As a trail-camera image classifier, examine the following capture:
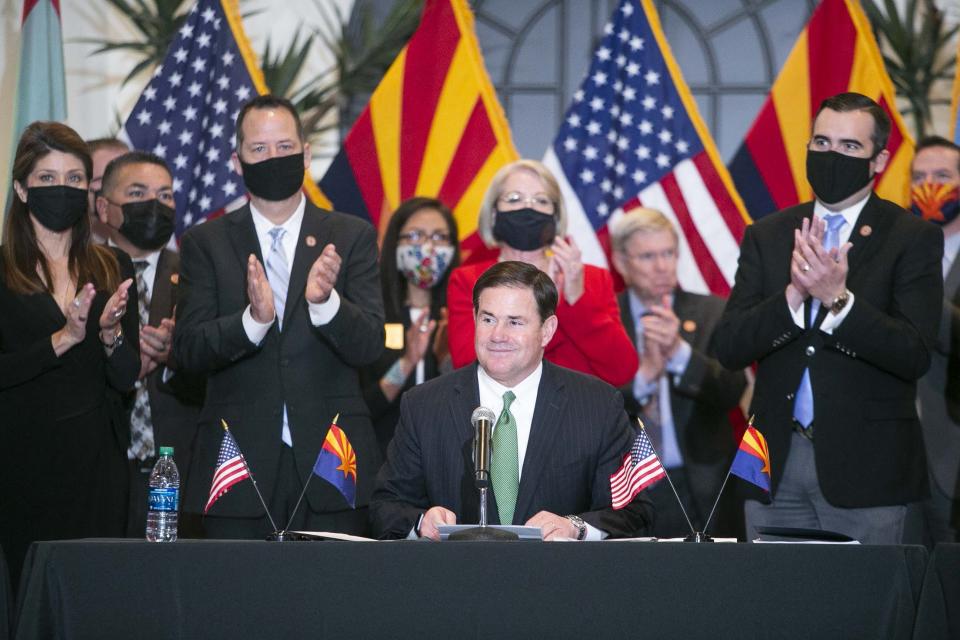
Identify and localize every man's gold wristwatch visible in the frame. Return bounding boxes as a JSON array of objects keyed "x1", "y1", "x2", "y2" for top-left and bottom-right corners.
[{"x1": 829, "y1": 290, "x2": 850, "y2": 315}]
